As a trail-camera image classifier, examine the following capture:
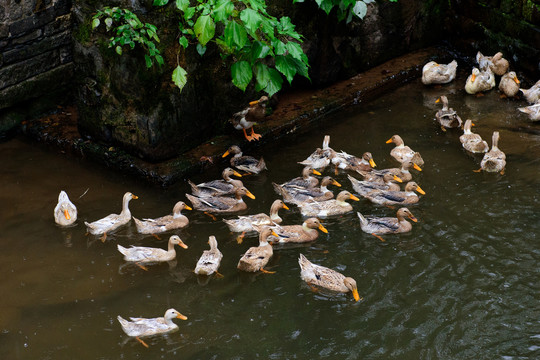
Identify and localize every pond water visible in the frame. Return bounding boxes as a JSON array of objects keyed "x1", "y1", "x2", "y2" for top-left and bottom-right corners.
[{"x1": 1, "y1": 69, "x2": 540, "y2": 359}]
